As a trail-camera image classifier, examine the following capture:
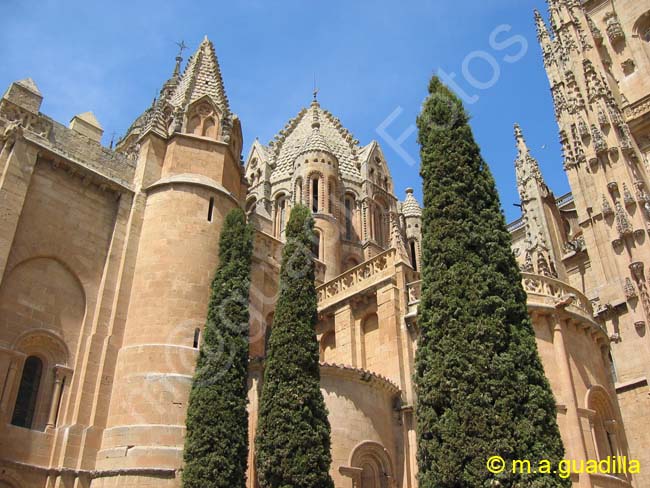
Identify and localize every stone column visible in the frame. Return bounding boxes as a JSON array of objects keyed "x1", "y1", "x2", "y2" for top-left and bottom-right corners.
[
  {"x1": 0, "y1": 131, "x2": 39, "y2": 281},
  {"x1": 0, "y1": 351, "x2": 24, "y2": 422},
  {"x1": 552, "y1": 315, "x2": 590, "y2": 487},
  {"x1": 46, "y1": 365, "x2": 72, "y2": 430},
  {"x1": 334, "y1": 304, "x2": 355, "y2": 366}
]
